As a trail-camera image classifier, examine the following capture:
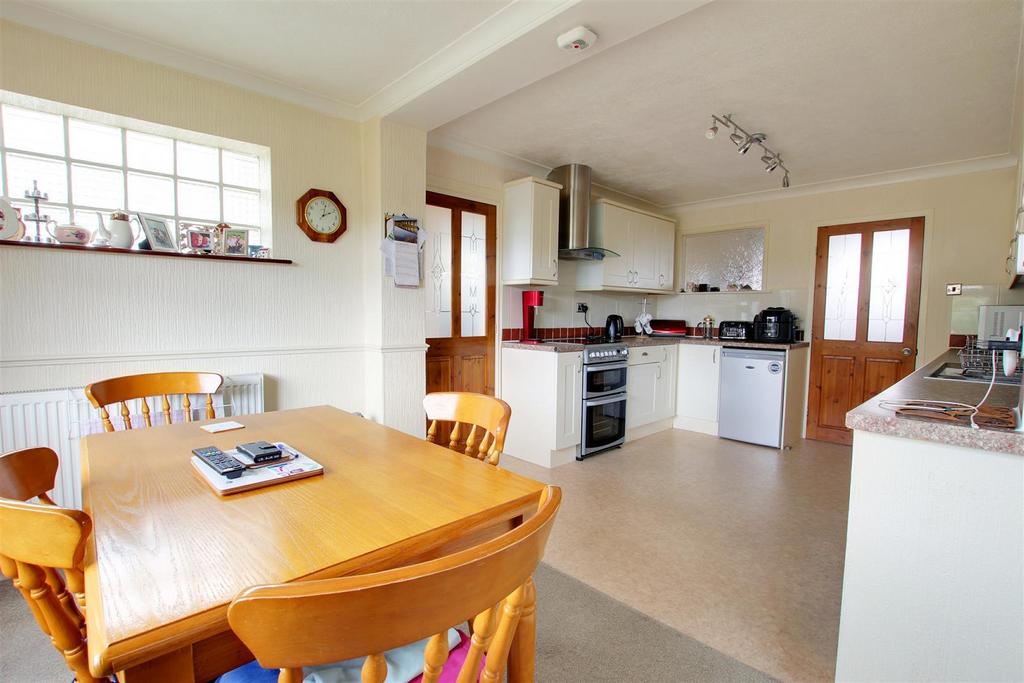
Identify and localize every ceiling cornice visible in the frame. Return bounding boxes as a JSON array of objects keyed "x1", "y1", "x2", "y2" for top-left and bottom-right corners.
[
  {"x1": 668, "y1": 155, "x2": 1018, "y2": 212},
  {"x1": 0, "y1": 3, "x2": 359, "y2": 118}
]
